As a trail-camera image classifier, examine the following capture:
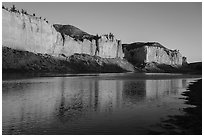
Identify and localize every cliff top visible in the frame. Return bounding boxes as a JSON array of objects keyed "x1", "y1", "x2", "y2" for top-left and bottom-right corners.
[
  {"x1": 2, "y1": 5, "x2": 116, "y2": 42},
  {"x1": 2, "y1": 5, "x2": 50, "y2": 23},
  {"x1": 123, "y1": 42, "x2": 178, "y2": 53}
]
